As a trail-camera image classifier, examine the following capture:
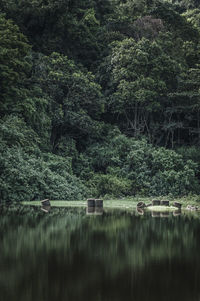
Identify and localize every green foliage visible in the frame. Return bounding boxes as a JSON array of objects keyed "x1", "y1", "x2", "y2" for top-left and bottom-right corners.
[
  {"x1": 79, "y1": 132, "x2": 199, "y2": 197},
  {"x1": 0, "y1": 0, "x2": 103, "y2": 67},
  {"x1": 1, "y1": 0, "x2": 200, "y2": 201},
  {"x1": 183, "y1": 9, "x2": 200, "y2": 29},
  {"x1": 0, "y1": 147, "x2": 88, "y2": 202},
  {"x1": 172, "y1": 0, "x2": 200, "y2": 10},
  {"x1": 32, "y1": 52, "x2": 105, "y2": 150},
  {"x1": 0, "y1": 13, "x2": 31, "y2": 115},
  {"x1": 176, "y1": 146, "x2": 200, "y2": 168},
  {"x1": 152, "y1": 1, "x2": 200, "y2": 41},
  {"x1": 86, "y1": 173, "x2": 133, "y2": 198},
  {"x1": 0, "y1": 115, "x2": 40, "y2": 152},
  {"x1": 149, "y1": 148, "x2": 199, "y2": 195},
  {"x1": 0, "y1": 116, "x2": 87, "y2": 202},
  {"x1": 105, "y1": 35, "x2": 182, "y2": 138}
]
